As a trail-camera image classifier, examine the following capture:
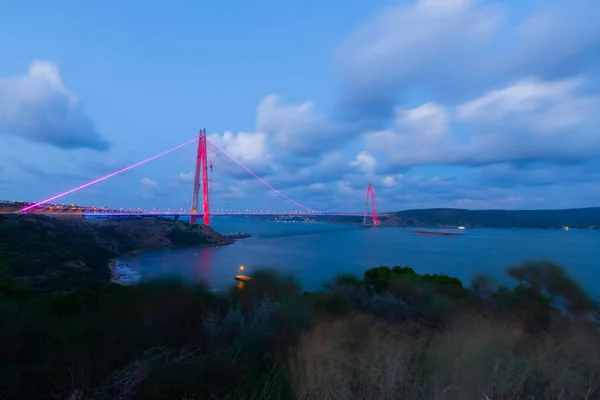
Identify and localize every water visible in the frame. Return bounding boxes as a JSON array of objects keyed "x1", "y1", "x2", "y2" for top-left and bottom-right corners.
[{"x1": 115, "y1": 218, "x2": 600, "y2": 294}]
